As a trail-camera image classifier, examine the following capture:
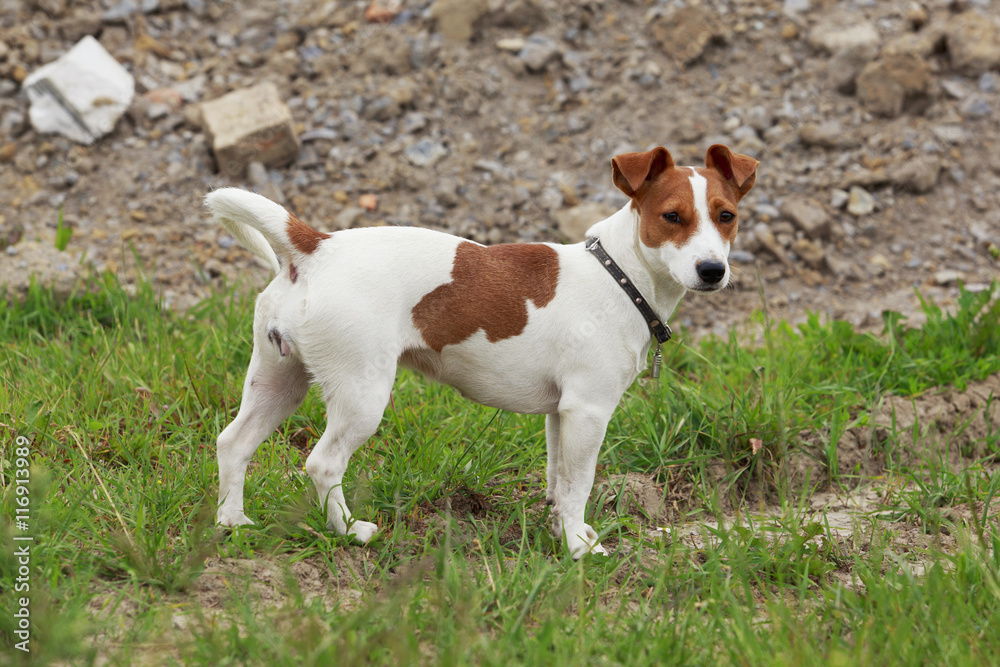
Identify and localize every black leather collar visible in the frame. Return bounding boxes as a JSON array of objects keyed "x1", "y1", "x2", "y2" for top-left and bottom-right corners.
[{"x1": 585, "y1": 237, "x2": 672, "y2": 344}]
